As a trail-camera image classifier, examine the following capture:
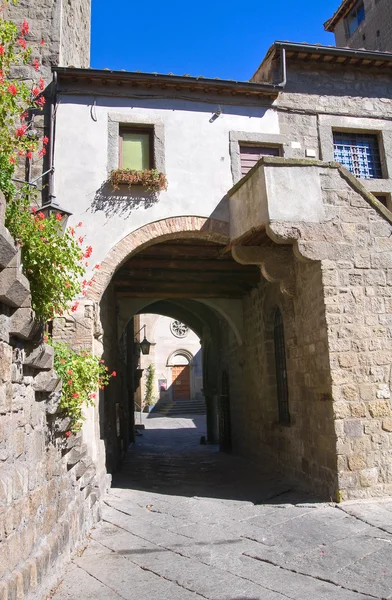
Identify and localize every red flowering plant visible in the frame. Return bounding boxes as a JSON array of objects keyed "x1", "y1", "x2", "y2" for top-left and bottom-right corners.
[
  {"x1": 6, "y1": 191, "x2": 93, "y2": 322},
  {"x1": 110, "y1": 168, "x2": 168, "y2": 193},
  {"x1": 0, "y1": 3, "x2": 47, "y2": 199},
  {"x1": 50, "y1": 341, "x2": 116, "y2": 434}
]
